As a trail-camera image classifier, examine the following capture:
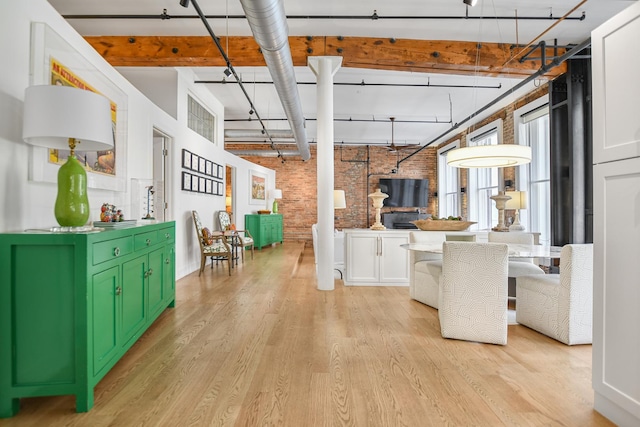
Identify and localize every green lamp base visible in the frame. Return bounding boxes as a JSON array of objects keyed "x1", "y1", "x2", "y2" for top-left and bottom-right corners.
[
  {"x1": 54, "y1": 155, "x2": 90, "y2": 227},
  {"x1": 272, "y1": 200, "x2": 278, "y2": 214}
]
